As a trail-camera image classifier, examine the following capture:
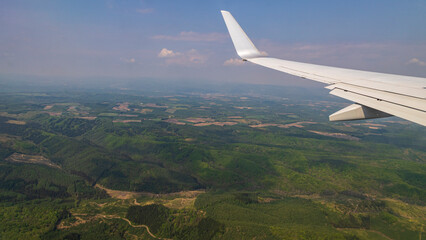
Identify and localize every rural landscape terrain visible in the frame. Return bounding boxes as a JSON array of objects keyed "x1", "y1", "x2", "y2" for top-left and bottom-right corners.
[{"x1": 0, "y1": 79, "x2": 425, "y2": 240}]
